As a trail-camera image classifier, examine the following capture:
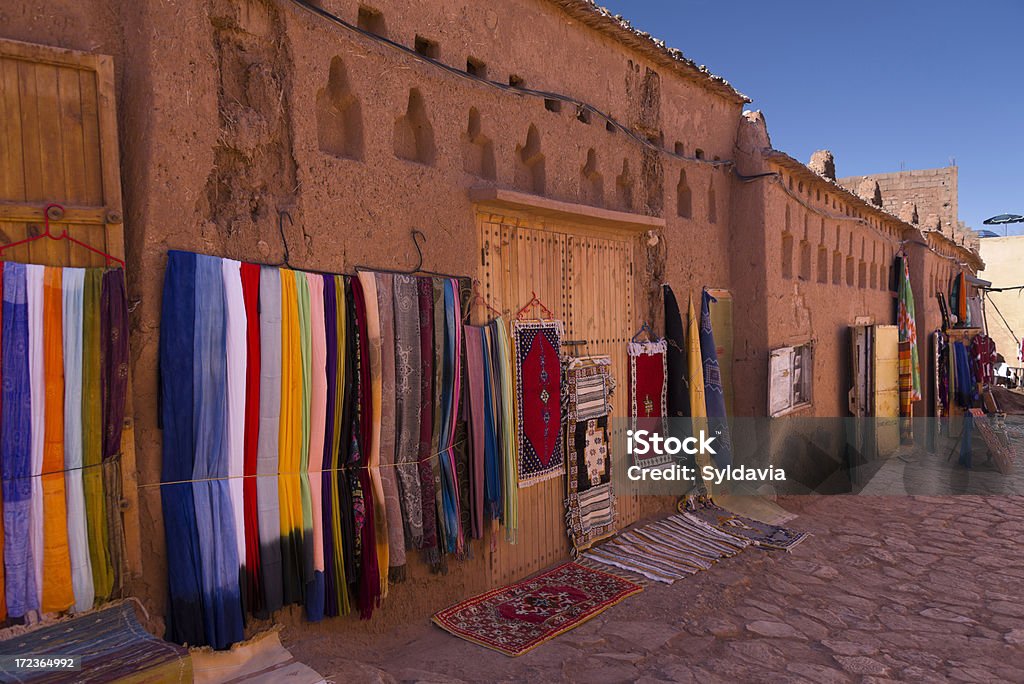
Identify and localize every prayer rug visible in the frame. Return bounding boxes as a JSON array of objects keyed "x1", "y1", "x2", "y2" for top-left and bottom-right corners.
[
  {"x1": 512, "y1": 320, "x2": 564, "y2": 486},
  {"x1": 627, "y1": 340, "x2": 670, "y2": 469},
  {"x1": 581, "y1": 514, "x2": 748, "y2": 584},
  {"x1": 680, "y1": 498, "x2": 808, "y2": 551},
  {"x1": 0, "y1": 602, "x2": 193, "y2": 682},
  {"x1": 565, "y1": 357, "x2": 615, "y2": 554},
  {"x1": 431, "y1": 562, "x2": 641, "y2": 656}
]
